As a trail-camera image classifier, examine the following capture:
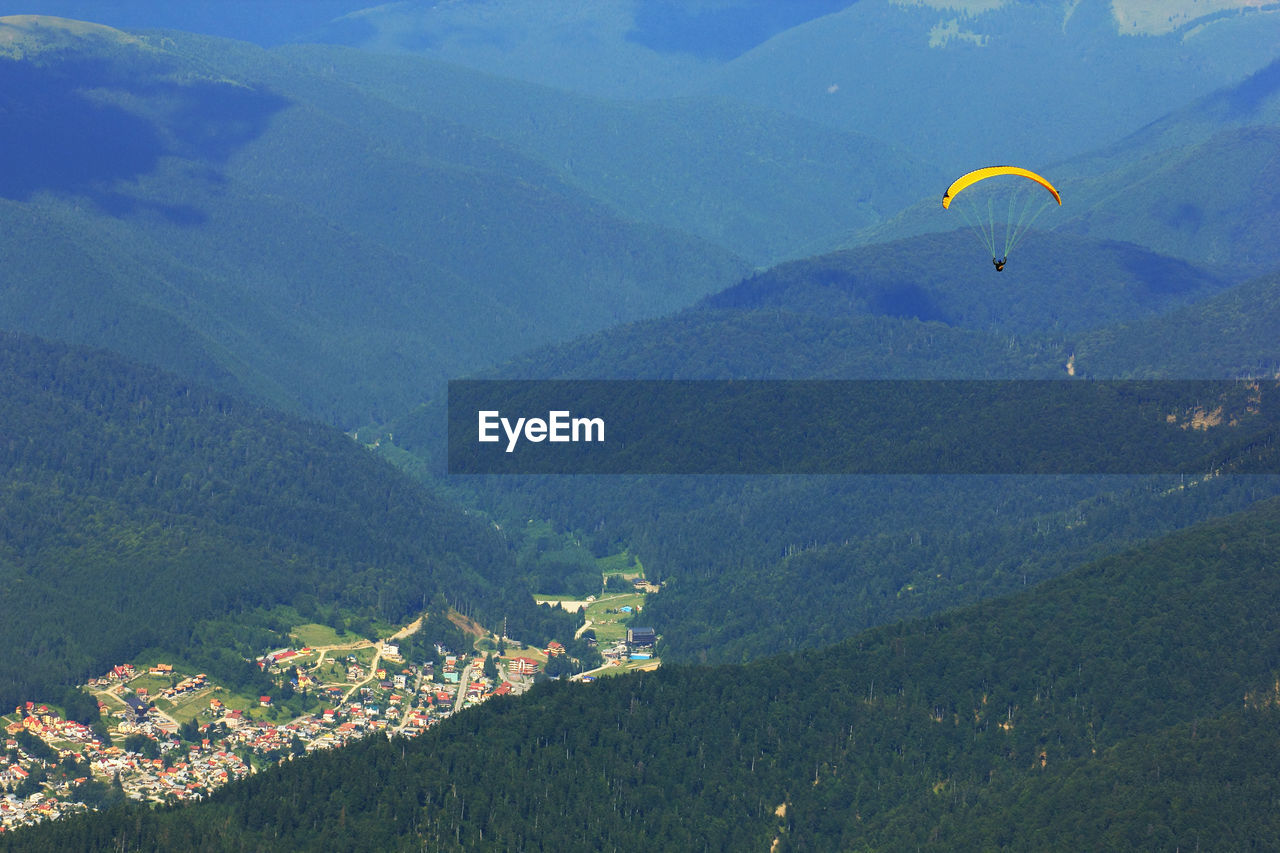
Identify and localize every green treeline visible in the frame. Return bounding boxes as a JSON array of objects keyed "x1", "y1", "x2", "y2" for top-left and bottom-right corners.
[
  {"x1": 1076, "y1": 269, "x2": 1280, "y2": 378},
  {"x1": 697, "y1": 233, "x2": 1231, "y2": 336},
  {"x1": 406, "y1": 453, "x2": 1280, "y2": 669},
  {"x1": 14, "y1": 495, "x2": 1280, "y2": 850},
  {"x1": 0, "y1": 332, "x2": 574, "y2": 709}
]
